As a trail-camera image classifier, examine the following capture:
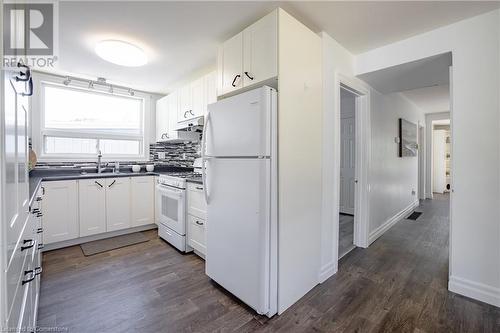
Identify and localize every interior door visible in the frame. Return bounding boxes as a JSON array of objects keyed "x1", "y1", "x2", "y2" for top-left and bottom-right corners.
[
  {"x1": 205, "y1": 87, "x2": 272, "y2": 157},
  {"x1": 205, "y1": 157, "x2": 271, "y2": 315},
  {"x1": 340, "y1": 115, "x2": 355, "y2": 215}
]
